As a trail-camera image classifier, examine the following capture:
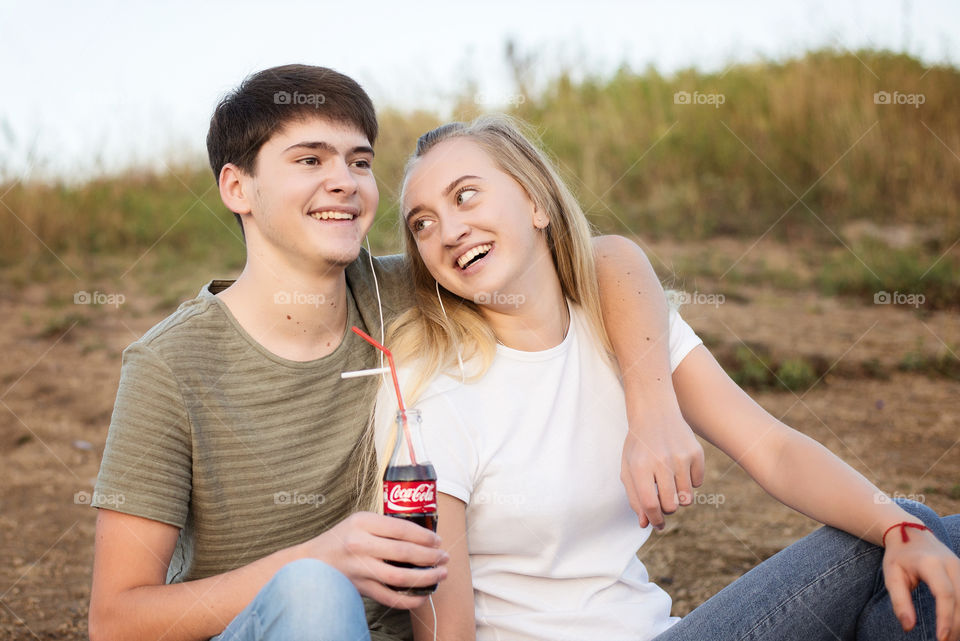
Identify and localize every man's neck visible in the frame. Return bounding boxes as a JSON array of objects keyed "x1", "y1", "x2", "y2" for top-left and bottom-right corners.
[{"x1": 217, "y1": 257, "x2": 352, "y2": 362}]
